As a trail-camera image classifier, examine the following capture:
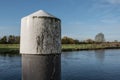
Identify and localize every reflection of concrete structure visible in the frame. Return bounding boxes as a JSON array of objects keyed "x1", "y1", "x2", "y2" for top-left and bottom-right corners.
[
  {"x1": 22, "y1": 54, "x2": 61, "y2": 80},
  {"x1": 20, "y1": 10, "x2": 61, "y2": 80},
  {"x1": 95, "y1": 50, "x2": 105, "y2": 63}
]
